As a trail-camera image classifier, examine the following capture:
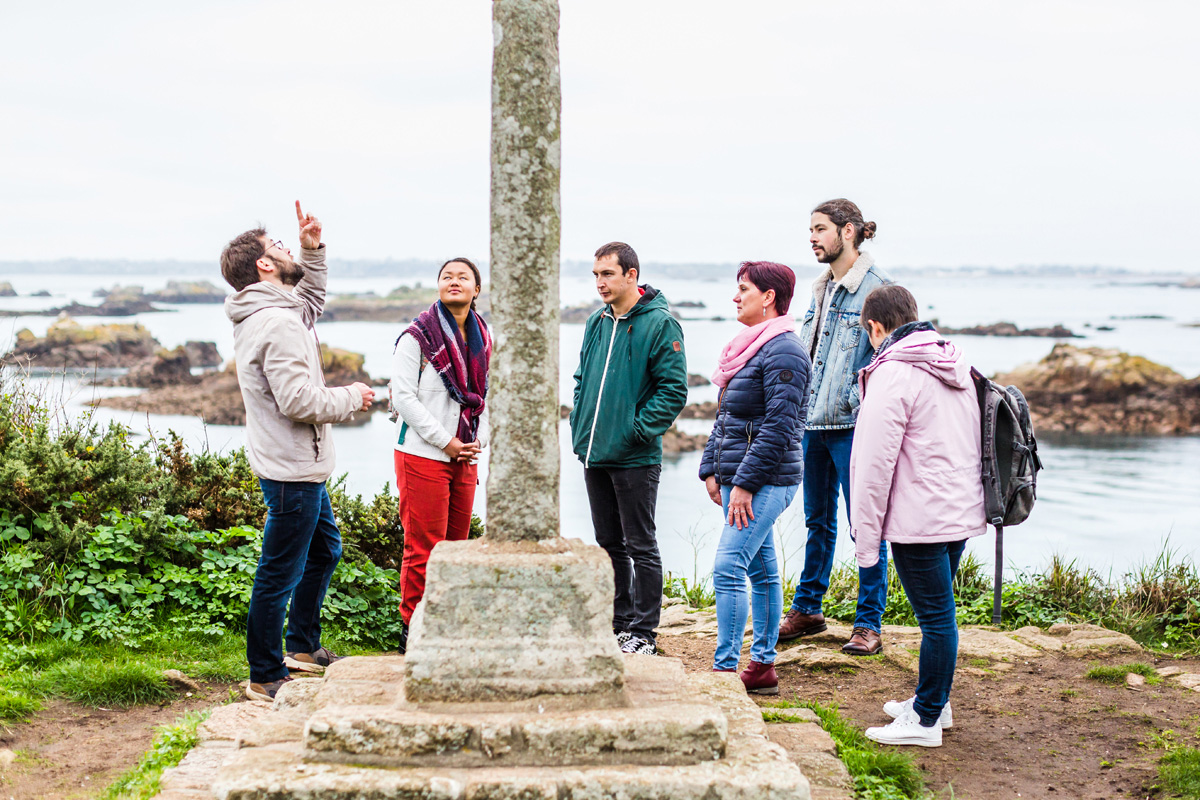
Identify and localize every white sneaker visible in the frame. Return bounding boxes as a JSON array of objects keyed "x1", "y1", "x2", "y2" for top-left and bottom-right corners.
[
  {"x1": 865, "y1": 709, "x2": 943, "y2": 747},
  {"x1": 615, "y1": 631, "x2": 633, "y2": 648},
  {"x1": 883, "y1": 696, "x2": 953, "y2": 728}
]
